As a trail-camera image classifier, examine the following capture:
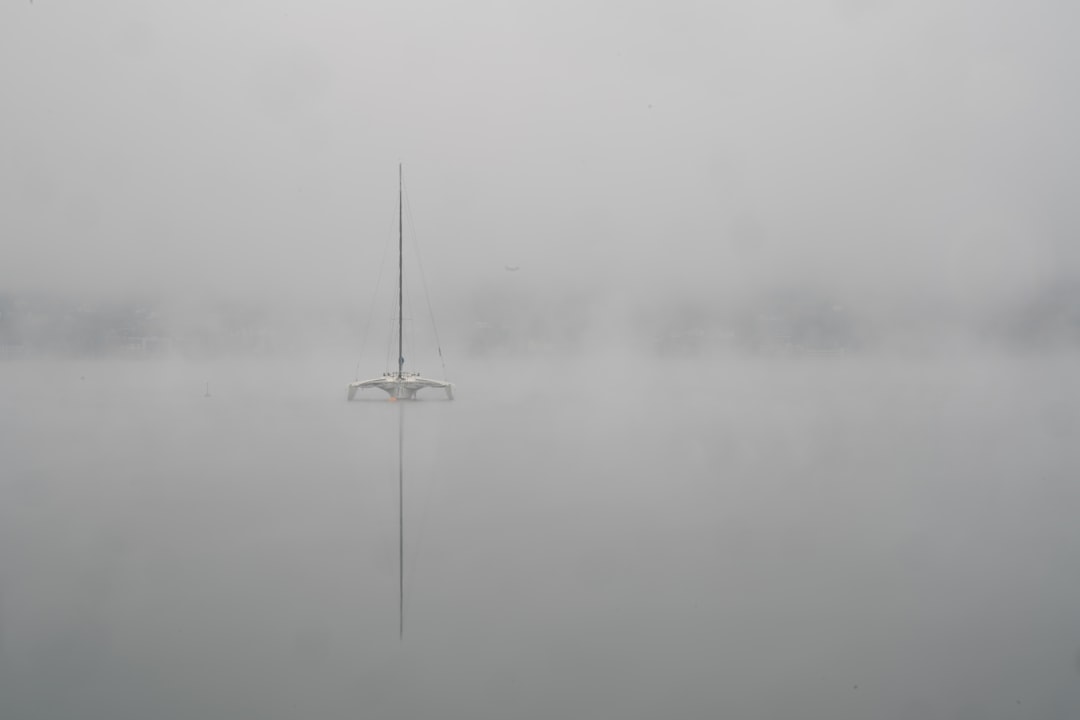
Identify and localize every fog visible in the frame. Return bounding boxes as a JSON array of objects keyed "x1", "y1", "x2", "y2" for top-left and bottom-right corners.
[
  {"x1": 4, "y1": 353, "x2": 1080, "y2": 718},
  {"x1": 3, "y1": 1, "x2": 1080, "y2": 718},
  {"x1": 4, "y1": 1, "x2": 1079, "y2": 318}
]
